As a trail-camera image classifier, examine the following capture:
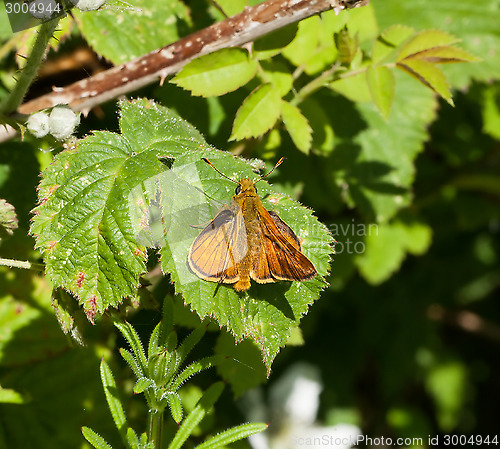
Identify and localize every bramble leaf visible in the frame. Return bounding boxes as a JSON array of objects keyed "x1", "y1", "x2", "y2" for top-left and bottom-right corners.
[
  {"x1": 73, "y1": 0, "x2": 191, "y2": 65},
  {"x1": 31, "y1": 99, "x2": 333, "y2": 370},
  {"x1": 30, "y1": 98, "x2": 205, "y2": 321},
  {"x1": 171, "y1": 48, "x2": 258, "y2": 97}
]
